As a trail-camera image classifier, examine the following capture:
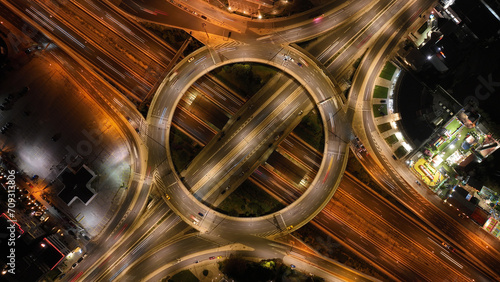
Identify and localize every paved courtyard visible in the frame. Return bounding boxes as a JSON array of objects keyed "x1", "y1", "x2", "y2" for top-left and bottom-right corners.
[{"x1": 0, "y1": 50, "x2": 131, "y2": 239}]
